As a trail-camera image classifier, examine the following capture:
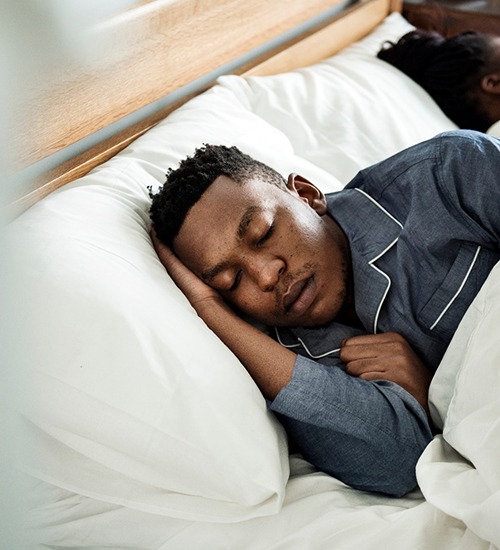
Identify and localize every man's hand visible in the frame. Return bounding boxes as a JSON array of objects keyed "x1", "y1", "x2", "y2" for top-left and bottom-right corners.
[
  {"x1": 151, "y1": 229, "x2": 223, "y2": 311},
  {"x1": 340, "y1": 333, "x2": 432, "y2": 415},
  {"x1": 150, "y1": 228, "x2": 296, "y2": 399}
]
